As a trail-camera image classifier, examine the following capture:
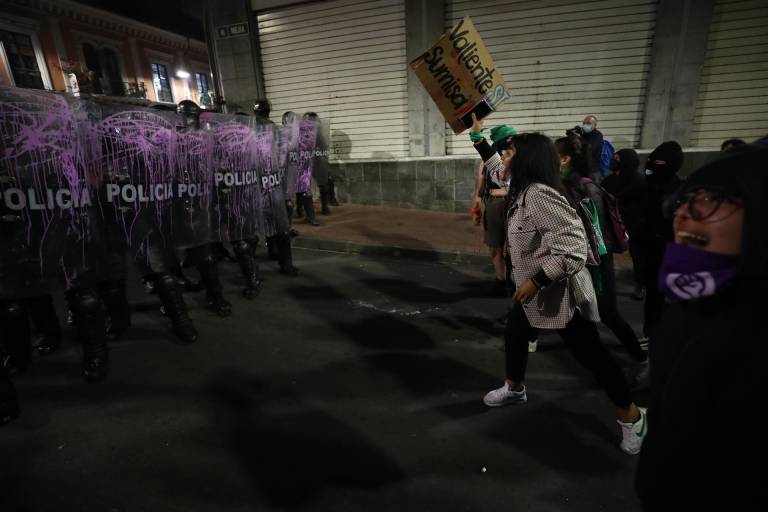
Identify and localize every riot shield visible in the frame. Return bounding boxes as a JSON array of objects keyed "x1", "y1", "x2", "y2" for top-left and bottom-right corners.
[
  {"x1": 205, "y1": 112, "x2": 262, "y2": 242},
  {"x1": 277, "y1": 112, "x2": 300, "y2": 197},
  {"x1": 251, "y1": 122, "x2": 289, "y2": 237},
  {"x1": 294, "y1": 119, "x2": 318, "y2": 194},
  {"x1": 94, "y1": 103, "x2": 178, "y2": 254},
  {"x1": 167, "y1": 122, "x2": 213, "y2": 249},
  {"x1": 0, "y1": 87, "x2": 92, "y2": 297},
  {"x1": 312, "y1": 117, "x2": 331, "y2": 187}
]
